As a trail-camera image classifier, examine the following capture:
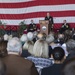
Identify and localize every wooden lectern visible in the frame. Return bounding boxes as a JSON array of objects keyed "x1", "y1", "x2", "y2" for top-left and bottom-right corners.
[{"x1": 39, "y1": 20, "x2": 50, "y2": 35}]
